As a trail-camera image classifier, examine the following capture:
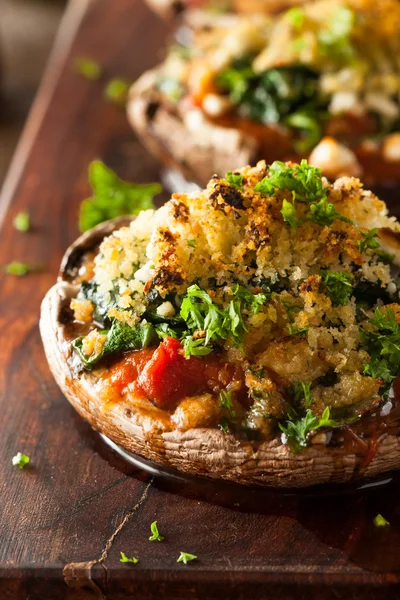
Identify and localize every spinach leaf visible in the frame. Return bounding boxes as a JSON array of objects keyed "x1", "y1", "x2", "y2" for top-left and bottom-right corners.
[{"x1": 72, "y1": 321, "x2": 157, "y2": 368}]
